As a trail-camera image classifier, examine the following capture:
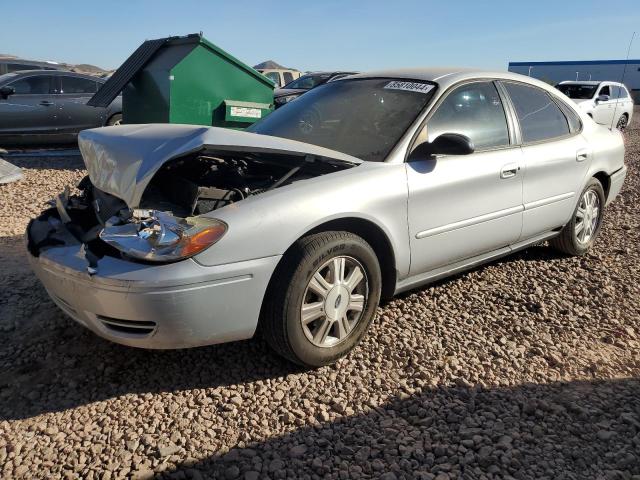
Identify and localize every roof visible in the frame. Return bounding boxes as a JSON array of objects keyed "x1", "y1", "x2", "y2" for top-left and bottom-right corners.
[
  {"x1": 88, "y1": 33, "x2": 274, "y2": 108},
  {"x1": 509, "y1": 59, "x2": 640, "y2": 67},
  {"x1": 558, "y1": 81, "x2": 602, "y2": 85},
  {"x1": 352, "y1": 67, "x2": 478, "y2": 82},
  {"x1": 1, "y1": 69, "x2": 103, "y2": 80},
  {"x1": 558, "y1": 80, "x2": 626, "y2": 86}
]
